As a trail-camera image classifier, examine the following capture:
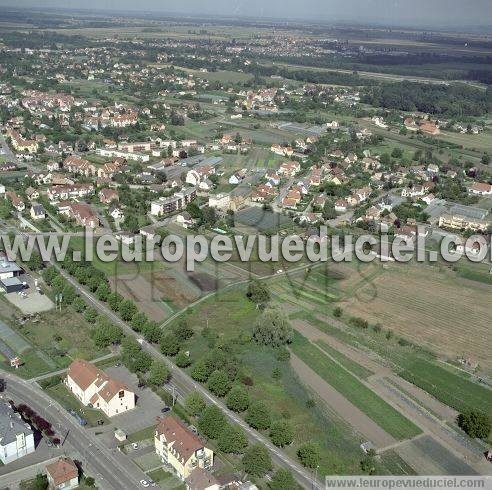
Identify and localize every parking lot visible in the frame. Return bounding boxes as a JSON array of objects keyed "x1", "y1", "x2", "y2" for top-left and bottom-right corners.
[
  {"x1": 4, "y1": 274, "x2": 54, "y2": 314},
  {"x1": 104, "y1": 366, "x2": 164, "y2": 434}
]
